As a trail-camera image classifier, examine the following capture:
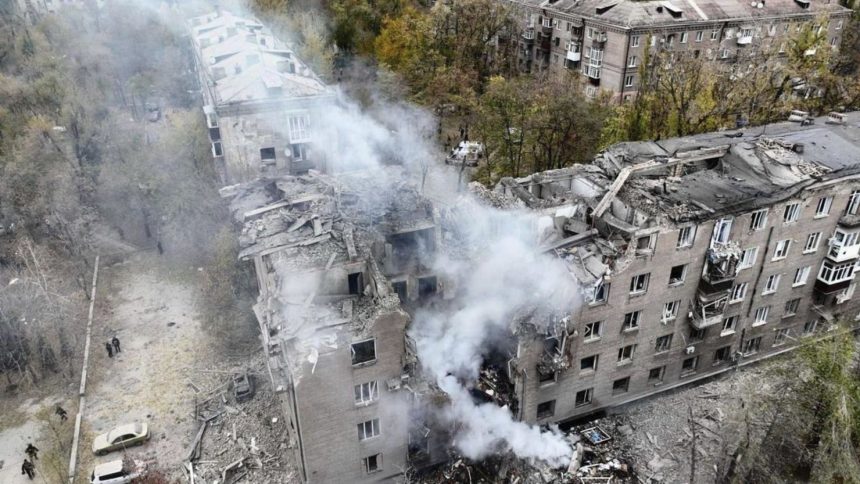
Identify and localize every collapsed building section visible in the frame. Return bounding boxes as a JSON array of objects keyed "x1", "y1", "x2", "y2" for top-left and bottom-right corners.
[{"x1": 228, "y1": 168, "x2": 448, "y2": 482}]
